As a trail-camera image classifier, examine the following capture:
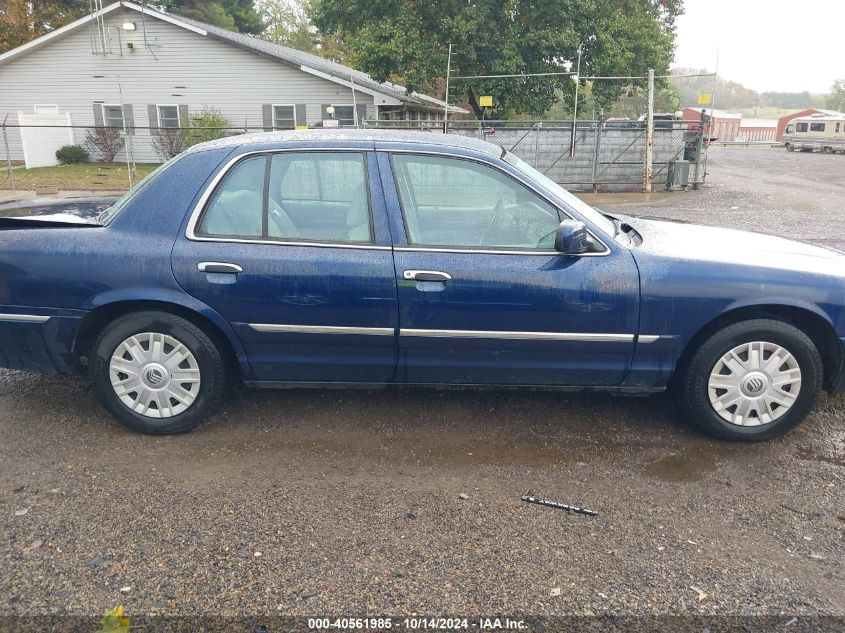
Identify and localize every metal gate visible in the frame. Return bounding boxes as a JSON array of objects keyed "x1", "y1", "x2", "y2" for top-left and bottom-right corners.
[{"x1": 365, "y1": 119, "x2": 704, "y2": 192}]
